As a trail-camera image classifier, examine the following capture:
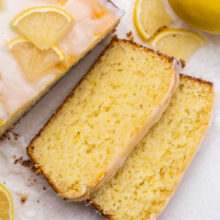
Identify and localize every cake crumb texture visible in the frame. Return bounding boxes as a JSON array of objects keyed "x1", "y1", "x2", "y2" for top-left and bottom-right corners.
[
  {"x1": 91, "y1": 75, "x2": 214, "y2": 220},
  {"x1": 28, "y1": 39, "x2": 179, "y2": 200}
]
